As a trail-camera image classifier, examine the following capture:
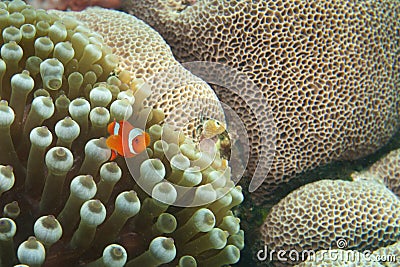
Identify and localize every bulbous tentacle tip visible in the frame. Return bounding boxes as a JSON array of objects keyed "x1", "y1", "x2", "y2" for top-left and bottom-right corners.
[{"x1": 28, "y1": 0, "x2": 122, "y2": 11}]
